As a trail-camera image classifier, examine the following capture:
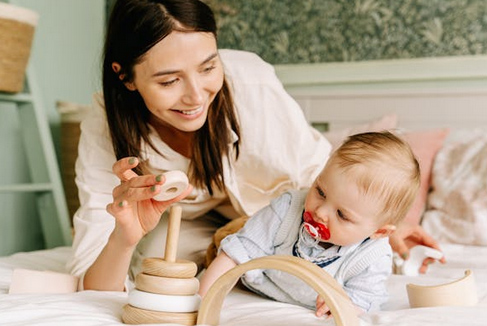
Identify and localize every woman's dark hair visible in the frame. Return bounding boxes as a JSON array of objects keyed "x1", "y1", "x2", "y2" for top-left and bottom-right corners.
[{"x1": 103, "y1": 0, "x2": 240, "y2": 195}]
